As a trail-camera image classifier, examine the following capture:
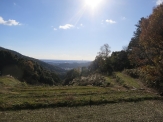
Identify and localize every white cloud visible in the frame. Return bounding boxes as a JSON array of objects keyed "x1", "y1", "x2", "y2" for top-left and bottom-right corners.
[
  {"x1": 59, "y1": 24, "x2": 74, "y2": 30},
  {"x1": 0, "y1": 16, "x2": 21, "y2": 26},
  {"x1": 80, "y1": 23, "x2": 83, "y2": 26},
  {"x1": 53, "y1": 28, "x2": 57, "y2": 31},
  {"x1": 106, "y1": 19, "x2": 116, "y2": 24},
  {"x1": 156, "y1": 0, "x2": 163, "y2": 5}
]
